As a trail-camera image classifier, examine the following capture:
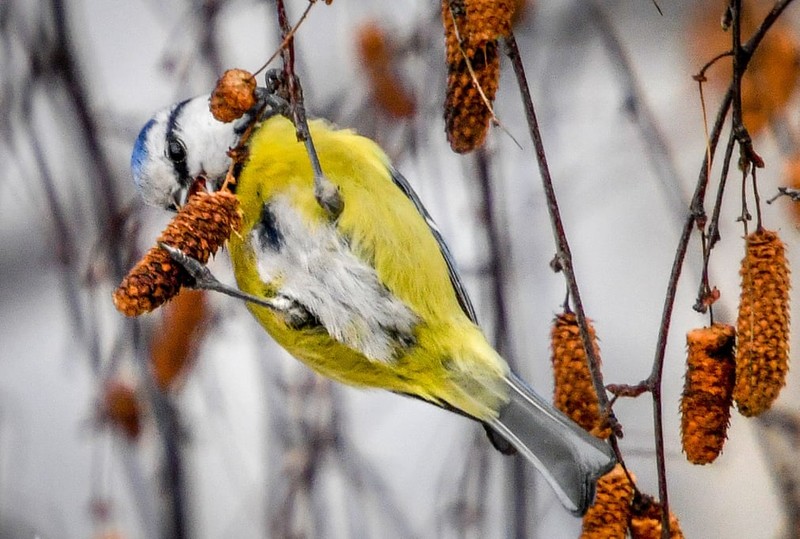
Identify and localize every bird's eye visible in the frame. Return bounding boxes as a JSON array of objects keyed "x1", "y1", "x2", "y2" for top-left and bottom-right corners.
[{"x1": 166, "y1": 137, "x2": 187, "y2": 163}]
